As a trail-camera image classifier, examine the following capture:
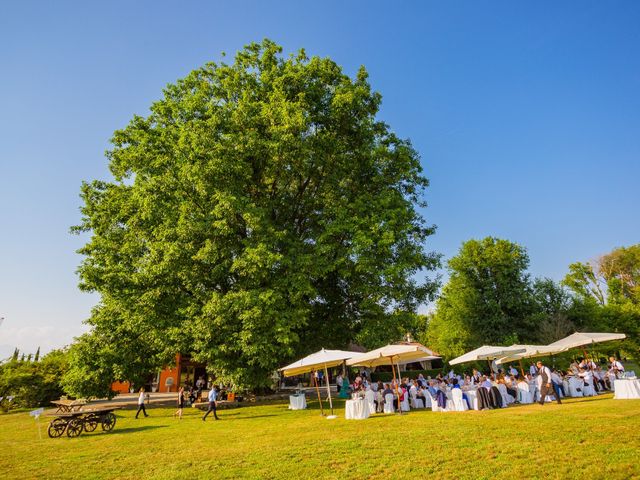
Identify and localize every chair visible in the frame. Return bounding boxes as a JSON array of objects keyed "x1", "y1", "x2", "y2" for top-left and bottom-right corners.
[
  {"x1": 422, "y1": 391, "x2": 432, "y2": 409},
  {"x1": 582, "y1": 381, "x2": 596, "y2": 397},
  {"x1": 497, "y1": 384, "x2": 514, "y2": 406},
  {"x1": 410, "y1": 390, "x2": 424, "y2": 409},
  {"x1": 364, "y1": 389, "x2": 376, "y2": 415},
  {"x1": 451, "y1": 388, "x2": 468, "y2": 412},
  {"x1": 383, "y1": 393, "x2": 395, "y2": 414},
  {"x1": 517, "y1": 382, "x2": 533, "y2": 404},
  {"x1": 400, "y1": 392, "x2": 410, "y2": 412}
]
